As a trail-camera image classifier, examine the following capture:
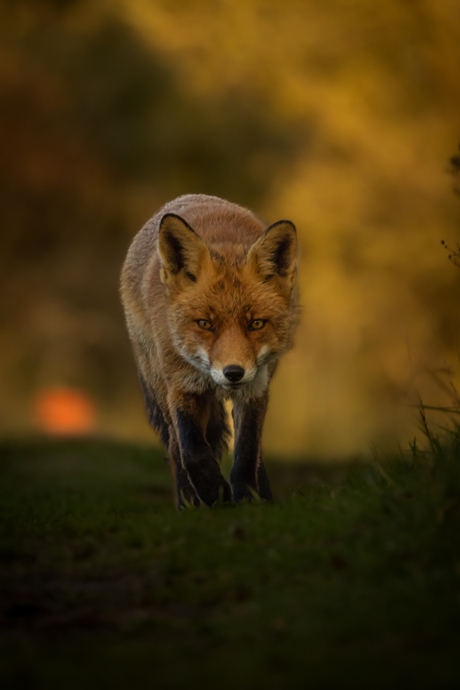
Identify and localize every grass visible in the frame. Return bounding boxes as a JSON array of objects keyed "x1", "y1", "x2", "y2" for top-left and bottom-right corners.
[{"x1": 0, "y1": 427, "x2": 460, "y2": 689}]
